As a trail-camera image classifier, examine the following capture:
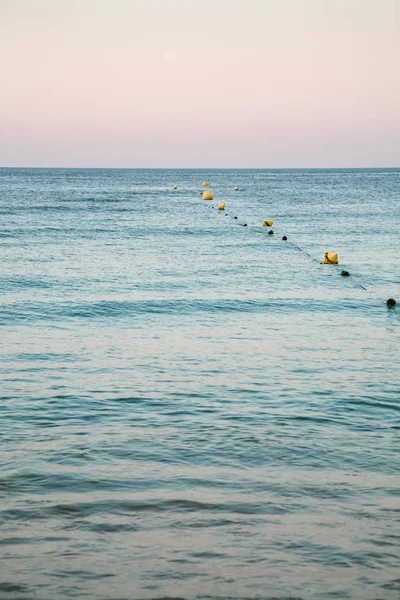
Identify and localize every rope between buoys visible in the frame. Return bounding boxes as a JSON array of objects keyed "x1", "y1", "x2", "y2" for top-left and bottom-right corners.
[{"x1": 199, "y1": 189, "x2": 372, "y2": 293}]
